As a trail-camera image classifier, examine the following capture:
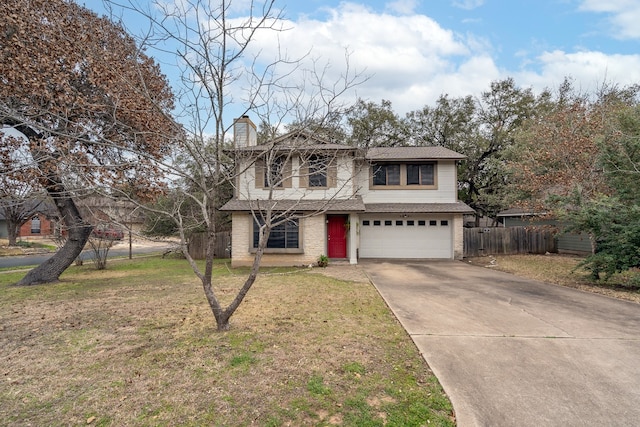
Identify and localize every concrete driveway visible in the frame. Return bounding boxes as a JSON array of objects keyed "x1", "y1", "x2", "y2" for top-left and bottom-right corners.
[{"x1": 363, "y1": 260, "x2": 640, "y2": 427}]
